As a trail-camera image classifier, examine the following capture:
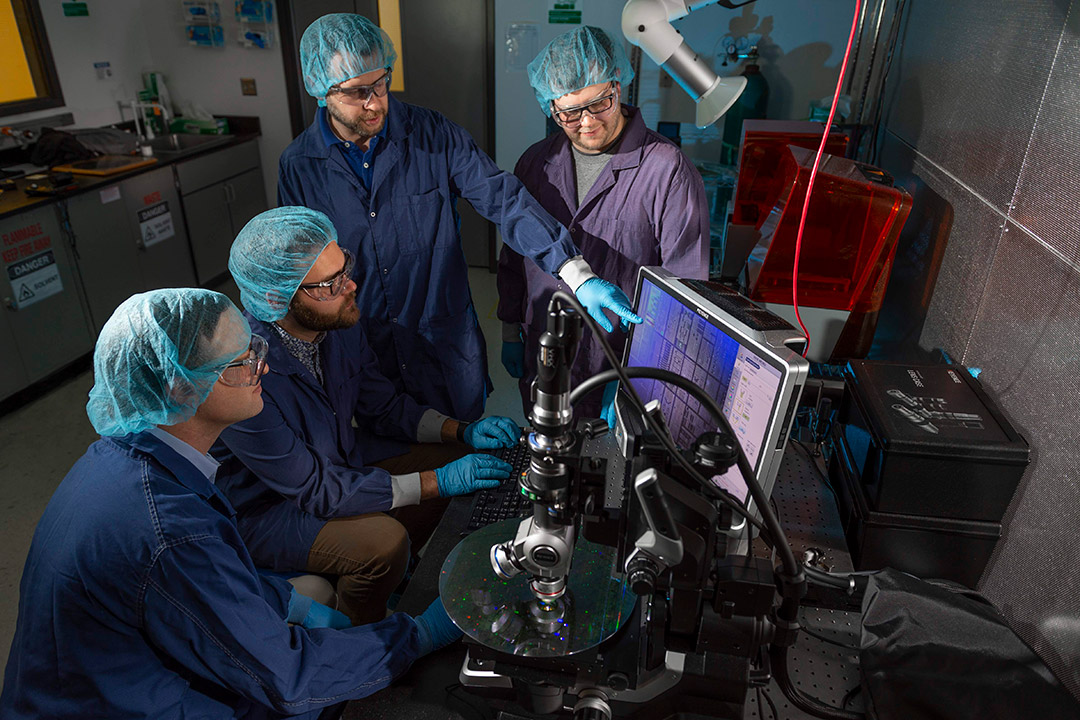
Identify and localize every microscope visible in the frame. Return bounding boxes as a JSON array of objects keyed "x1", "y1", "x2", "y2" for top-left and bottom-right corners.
[{"x1": 440, "y1": 292, "x2": 812, "y2": 720}]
